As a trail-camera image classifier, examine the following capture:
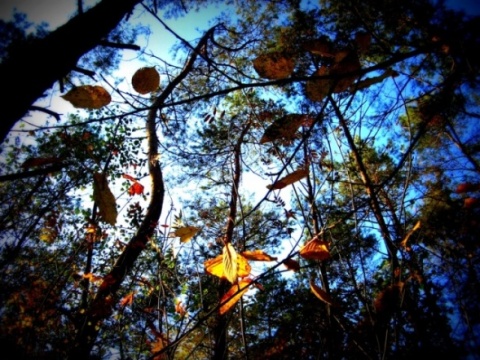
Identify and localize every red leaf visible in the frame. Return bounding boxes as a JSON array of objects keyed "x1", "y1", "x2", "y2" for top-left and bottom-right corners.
[
  {"x1": 123, "y1": 174, "x2": 137, "y2": 182},
  {"x1": 128, "y1": 182, "x2": 144, "y2": 196}
]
